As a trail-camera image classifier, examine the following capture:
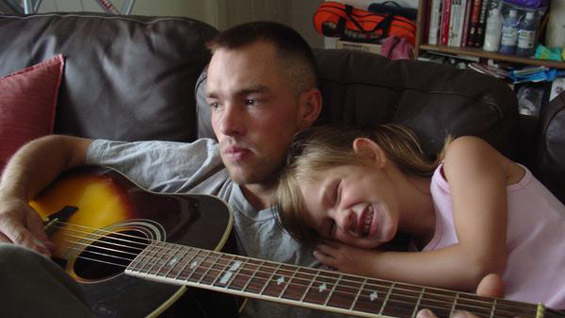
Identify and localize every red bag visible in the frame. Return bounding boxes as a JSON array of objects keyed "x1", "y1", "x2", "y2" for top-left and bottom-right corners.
[{"x1": 313, "y1": 1, "x2": 416, "y2": 45}]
